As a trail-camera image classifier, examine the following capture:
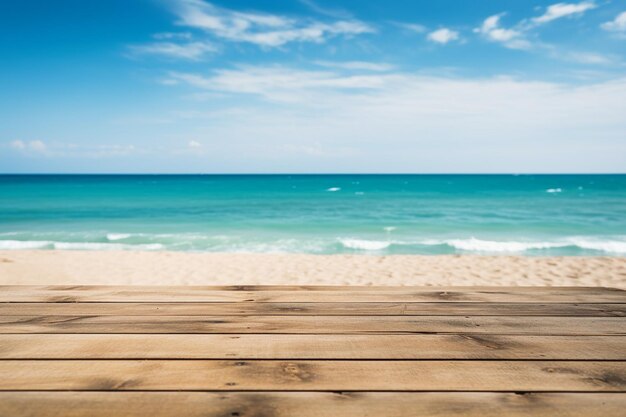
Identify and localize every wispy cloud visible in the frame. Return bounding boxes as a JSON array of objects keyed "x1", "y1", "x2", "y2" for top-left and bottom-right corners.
[
  {"x1": 166, "y1": 66, "x2": 399, "y2": 102},
  {"x1": 6, "y1": 140, "x2": 141, "y2": 158},
  {"x1": 10, "y1": 140, "x2": 47, "y2": 153},
  {"x1": 601, "y1": 11, "x2": 626, "y2": 33},
  {"x1": 561, "y1": 51, "x2": 616, "y2": 65},
  {"x1": 128, "y1": 41, "x2": 217, "y2": 60},
  {"x1": 475, "y1": 3, "x2": 603, "y2": 52},
  {"x1": 153, "y1": 32, "x2": 193, "y2": 40},
  {"x1": 168, "y1": 0, "x2": 374, "y2": 47},
  {"x1": 298, "y1": 0, "x2": 352, "y2": 19},
  {"x1": 158, "y1": 65, "x2": 626, "y2": 172},
  {"x1": 474, "y1": 14, "x2": 530, "y2": 50},
  {"x1": 532, "y1": 2, "x2": 597, "y2": 25},
  {"x1": 427, "y1": 28, "x2": 460, "y2": 44},
  {"x1": 395, "y1": 23, "x2": 428, "y2": 34}
]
